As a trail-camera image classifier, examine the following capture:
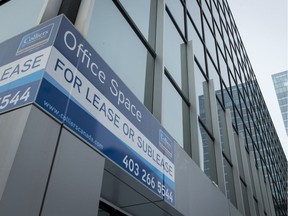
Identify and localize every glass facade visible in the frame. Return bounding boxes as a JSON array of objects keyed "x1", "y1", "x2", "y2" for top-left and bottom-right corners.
[
  {"x1": 0, "y1": 0, "x2": 47, "y2": 43},
  {"x1": 212, "y1": 84, "x2": 288, "y2": 215},
  {"x1": 81, "y1": 0, "x2": 287, "y2": 214},
  {"x1": 272, "y1": 71, "x2": 288, "y2": 137},
  {"x1": 85, "y1": 0, "x2": 155, "y2": 103}
]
